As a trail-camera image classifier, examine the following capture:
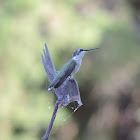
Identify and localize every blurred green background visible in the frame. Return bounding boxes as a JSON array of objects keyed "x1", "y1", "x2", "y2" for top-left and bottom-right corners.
[{"x1": 0, "y1": 0, "x2": 140, "y2": 140}]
